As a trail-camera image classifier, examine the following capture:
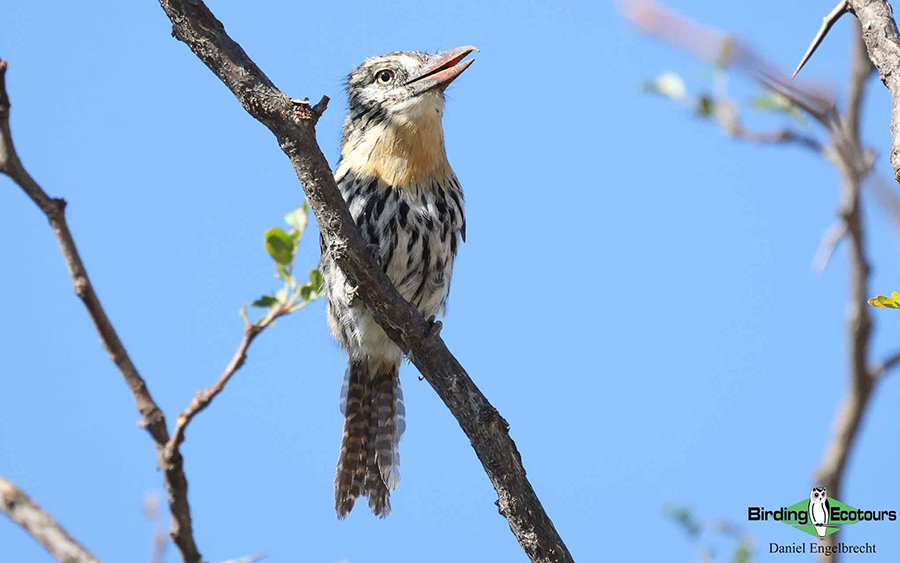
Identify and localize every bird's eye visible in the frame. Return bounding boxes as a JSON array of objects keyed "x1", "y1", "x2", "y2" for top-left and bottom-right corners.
[{"x1": 375, "y1": 69, "x2": 395, "y2": 85}]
